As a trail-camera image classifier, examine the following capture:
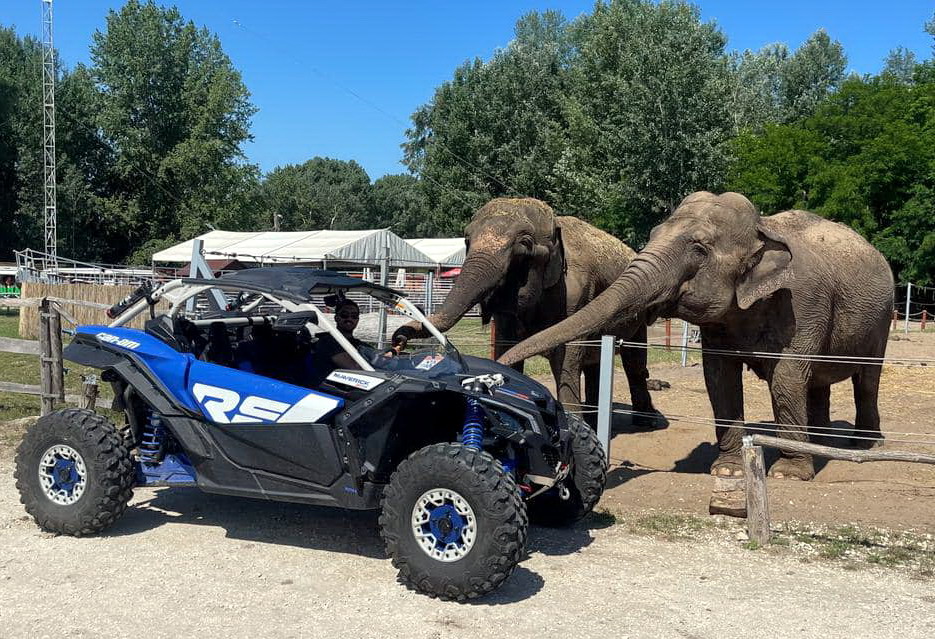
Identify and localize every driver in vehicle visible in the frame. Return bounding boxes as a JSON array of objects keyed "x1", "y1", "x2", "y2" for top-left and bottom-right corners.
[{"x1": 314, "y1": 298, "x2": 365, "y2": 373}]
